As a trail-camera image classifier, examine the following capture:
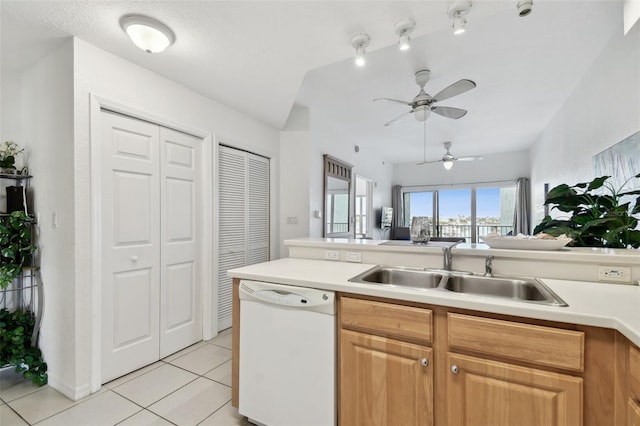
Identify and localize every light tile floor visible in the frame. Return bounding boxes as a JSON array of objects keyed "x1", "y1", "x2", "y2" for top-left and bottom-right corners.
[{"x1": 0, "y1": 328, "x2": 249, "y2": 426}]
